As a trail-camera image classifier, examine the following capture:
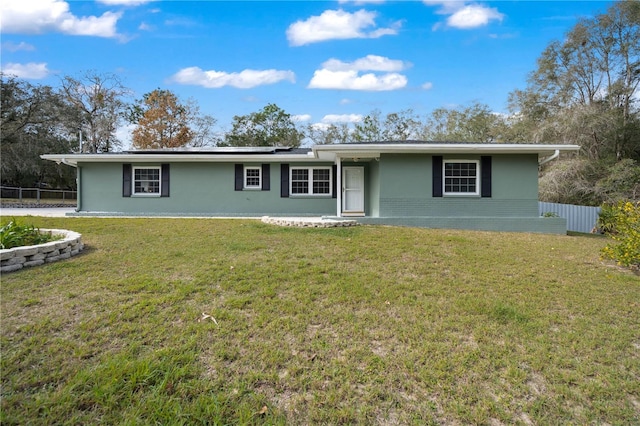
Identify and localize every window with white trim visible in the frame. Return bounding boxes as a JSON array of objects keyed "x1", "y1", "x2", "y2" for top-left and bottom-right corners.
[
  {"x1": 290, "y1": 167, "x2": 331, "y2": 196},
  {"x1": 244, "y1": 166, "x2": 261, "y2": 189},
  {"x1": 133, "y1": 166, "x2": 161, "y2": 195},
  {"x1": 443, "y1": 160, "x2": 479, "y2": 195}
]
